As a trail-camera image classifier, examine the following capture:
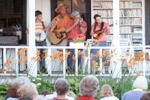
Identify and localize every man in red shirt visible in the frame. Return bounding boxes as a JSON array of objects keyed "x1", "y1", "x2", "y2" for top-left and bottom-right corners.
[
  {"x1": 66, "y1": 11, "x2": 87, "y2": 41},
  {"x1": 65, "y1": 11, "x2": 87, "y2": 72}
]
